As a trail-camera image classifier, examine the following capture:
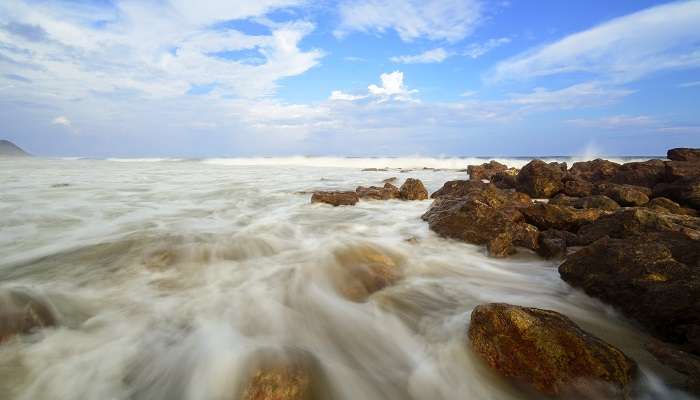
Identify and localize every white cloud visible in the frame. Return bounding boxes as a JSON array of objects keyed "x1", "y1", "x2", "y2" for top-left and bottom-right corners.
[
  {"x1": 329, "y1": 90, "x2": 367, "y2": 101},
  {"x1": 508, "y1": 82, "x2": 633, "y2": 110},
  {"x1": 330, "y1": 71, "x2": 418, "y2": 103},
  {"x1": 51, "y1": 116, "x2": 71, "y2": 127},
  {"x1": 490, "y1": 1, "x2": 700, "y2": 83},
  {"x1": 566, "y1": 115, "x2": 657, "y2": 129},
  {"x1": 463, "y1": 37, "x2": 510, "y2": 58},
  {"x1": 390, "y1": 48, "x2": 450, "y2": 64},
  {"x1": 335, "y1": 0, "x2": 483, "y2": 42}
]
